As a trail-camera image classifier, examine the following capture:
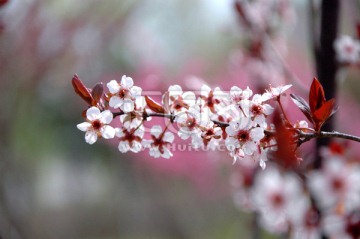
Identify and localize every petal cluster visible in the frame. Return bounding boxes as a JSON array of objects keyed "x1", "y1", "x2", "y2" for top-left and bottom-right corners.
[{"x1": 75, "y1": 75, "x2": 292, "y2": 163}]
